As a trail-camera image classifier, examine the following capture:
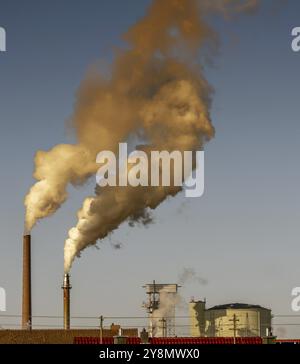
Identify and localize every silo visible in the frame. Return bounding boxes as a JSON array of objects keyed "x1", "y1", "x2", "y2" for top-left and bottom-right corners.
[
  {"x1": 205, "y1": 303, "x2": 272, "y2": 337},
  {"x1": 189, "y1": 299, "x2": 206, "y2": 337}
]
